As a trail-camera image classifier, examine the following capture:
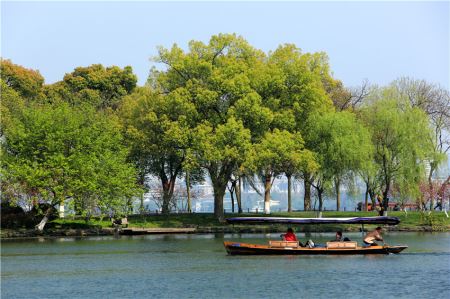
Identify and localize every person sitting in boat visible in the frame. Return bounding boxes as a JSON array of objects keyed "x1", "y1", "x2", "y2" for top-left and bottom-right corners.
[
  {"x1": 363, "y1": 227, "x2": 384, "y2": 246},
  {"x1": 282, "y1": 228, "x2": 297, "y2": 241},
  {"x1": 330, "y1": 231, "x2": 351, "y2": 242}
]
